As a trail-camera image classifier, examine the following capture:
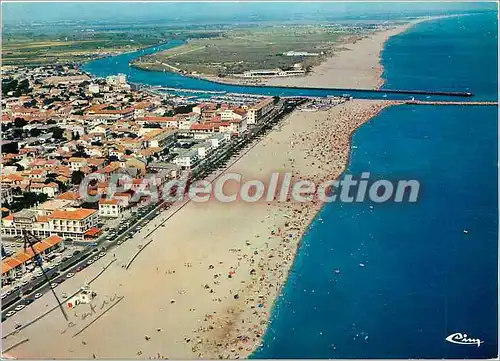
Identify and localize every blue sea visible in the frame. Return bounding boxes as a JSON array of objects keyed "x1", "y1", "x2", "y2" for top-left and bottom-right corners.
[
  {"x1": 82, "y1": 10, "x2": 498, "y2": 359},
  {"x1": 252, "y1": 13, "x2": 498, "y2": 359}
]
